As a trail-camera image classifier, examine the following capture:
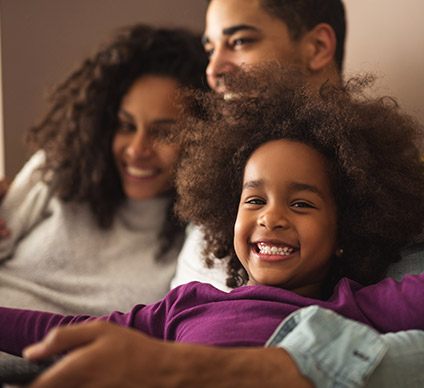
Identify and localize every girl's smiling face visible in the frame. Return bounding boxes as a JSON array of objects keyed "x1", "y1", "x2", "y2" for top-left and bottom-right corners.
[{"x1": 234, "y1": 139, "x2": 338, "y2": 297}]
